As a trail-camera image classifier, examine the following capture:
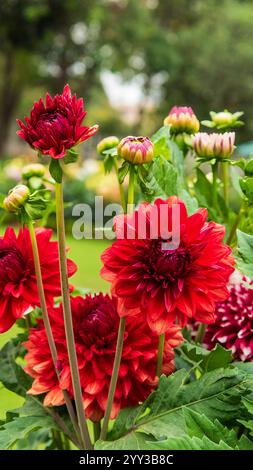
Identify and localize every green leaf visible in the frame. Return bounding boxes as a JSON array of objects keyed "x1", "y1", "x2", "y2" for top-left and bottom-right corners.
[
  {"x1": 97, "y1": 367, "x2": 249, "y2": 449},
  {"x1": 245, "y1": 159, "x2": 253, "y2": 176},
  {"x1": 64, "y1": 148, "x2": 79, "y2": 164},
  {"x1": 151, "y1": 126, "x2": 171, "y2": 160},
  {"x1": 176, "y1": 341, "x2": 232, "y2": 373},
  {"x1": 95, "y1": 433, "x2": 156, "y2": 450},
  {"x1": 49, "y1": 158, "x2": 63, "y2": 183},
  {"x1": 139, "y1": 156, "x2": 177, "y2": 202},
  {"x1": 148, "y1": 435, "x2": 234, "y2": 450},
  {"x1": 177, "y1": 189, "x2": 198, "y2": 215},
  {"x1": 118, "y1": 161, "x2": 130, "y2": 184},
  {"x1": 0, "y1": 339, "x2": 32, "y2": 397},
  {"x1": 236, "y1": 229, "x2": 253, "y2": 278},
  {"x1": 0, "y1": 415, "x2": 57, "y2": 450},
  {"x1": 103, "y1": 154, "x2": 116, "y2": 174},
  {"x1": 240, "y1": 176, "x2": 253, "y2": 202}
]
